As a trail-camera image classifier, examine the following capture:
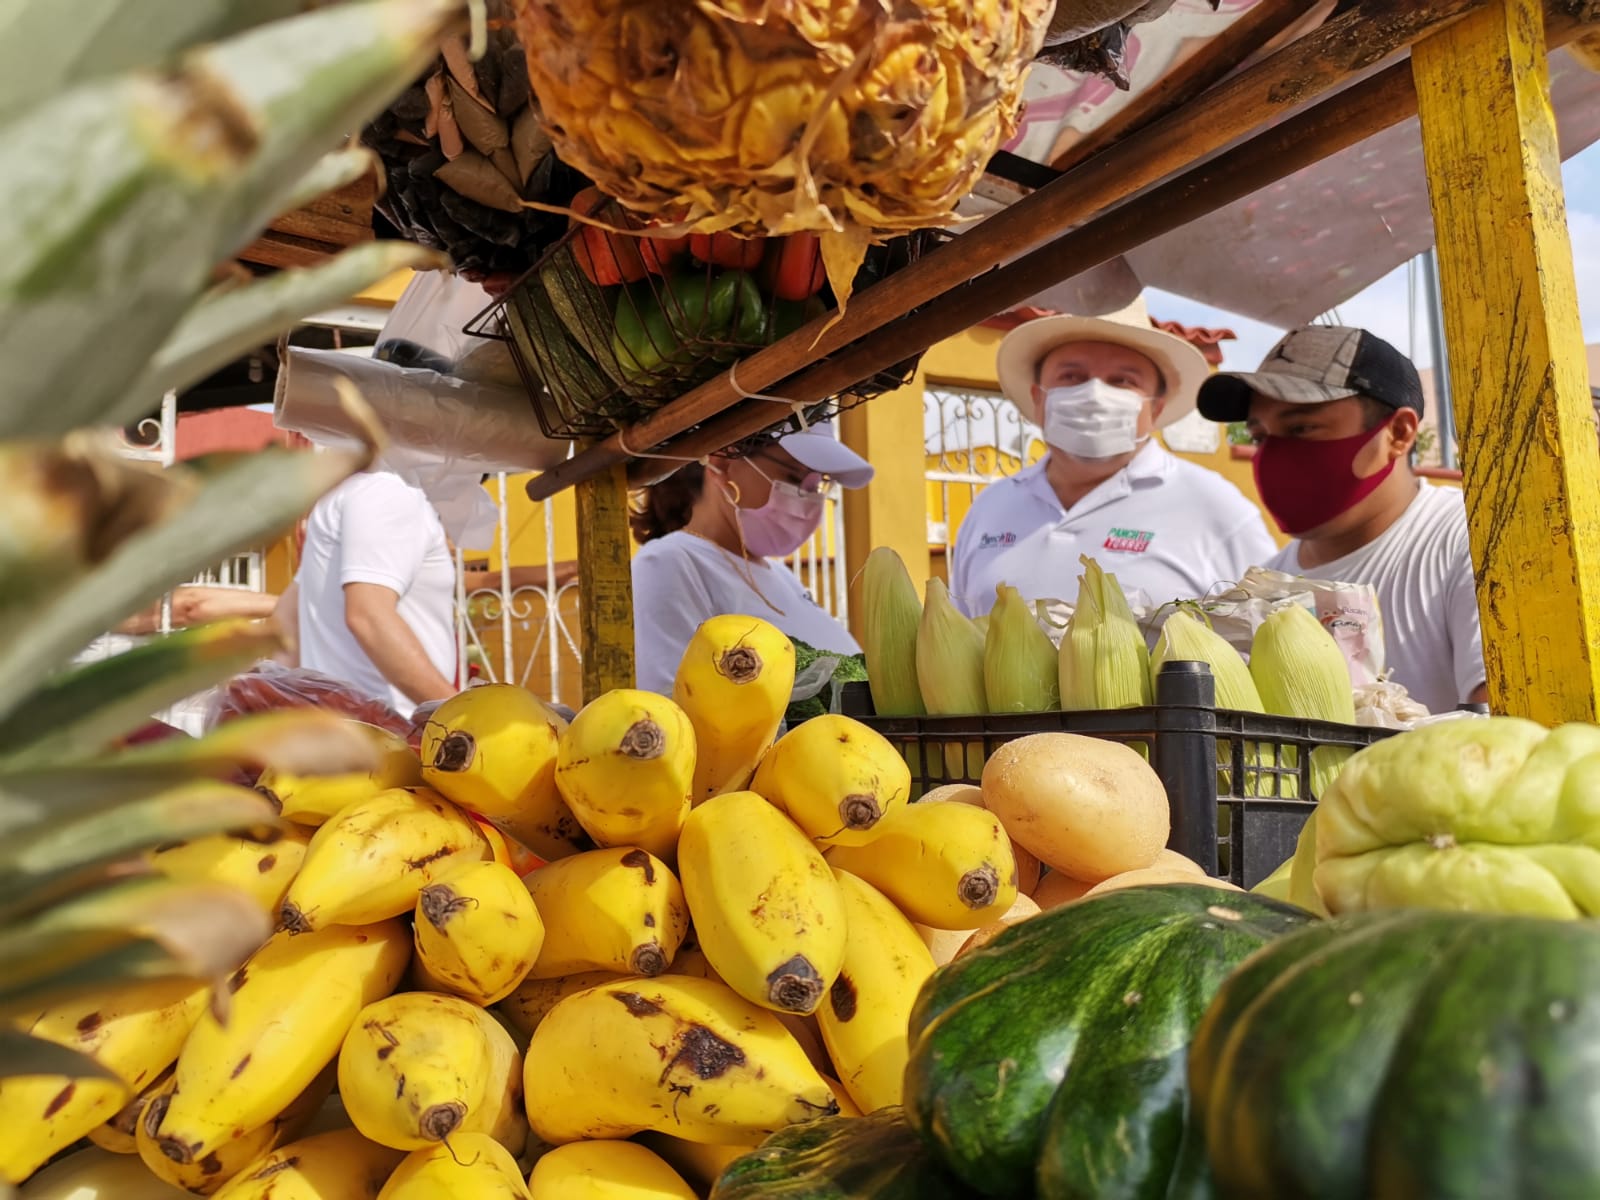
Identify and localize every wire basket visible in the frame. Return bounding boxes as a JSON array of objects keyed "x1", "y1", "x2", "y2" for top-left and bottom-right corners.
[
  {"x1": 838, "y1": 662, "x2": 1395, "y2": 889},
  {"x1": 465, "y1": 204, "x2": 939, "y2": 441}
]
